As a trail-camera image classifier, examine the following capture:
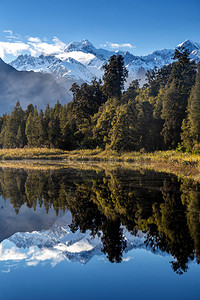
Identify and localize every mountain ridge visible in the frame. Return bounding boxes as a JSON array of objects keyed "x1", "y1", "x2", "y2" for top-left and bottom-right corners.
[
  {"x1": 10, "y1": 39, "x2": 200, "y2": 89},
  {"x1": 0, "y1": 213, "x2": 168, "y2": 268},
  {"x1": 0, "y1": 39, "x2": 199, "y2": 113}
]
